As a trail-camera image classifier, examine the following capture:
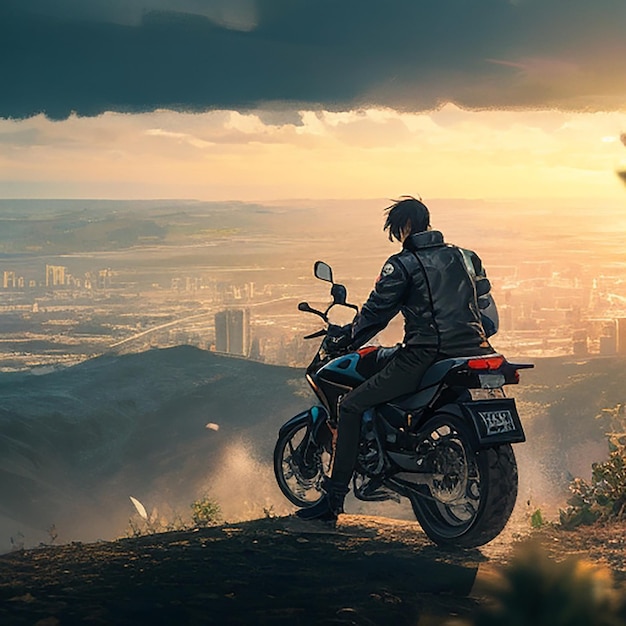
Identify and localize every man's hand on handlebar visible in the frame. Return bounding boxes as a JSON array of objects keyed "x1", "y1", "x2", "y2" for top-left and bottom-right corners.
[{"x1": 324, "y1": 324, "x2": 353, "y2": 354}]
